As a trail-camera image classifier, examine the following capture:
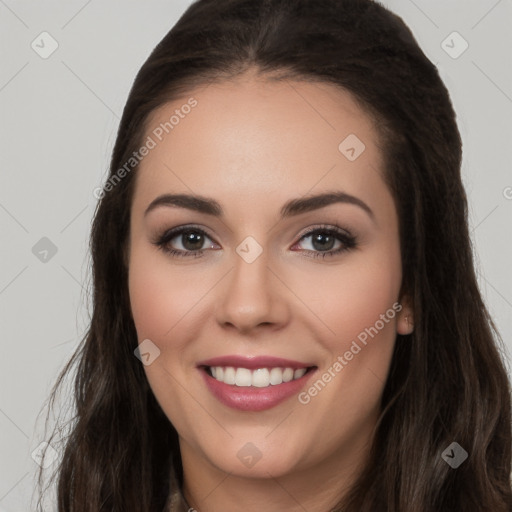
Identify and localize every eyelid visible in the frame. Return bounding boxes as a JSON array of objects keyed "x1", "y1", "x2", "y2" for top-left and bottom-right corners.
[
  {"x1": 292, "y1": 224, "x2": 357, "y2": 255},
  {"x1": 153, "y1": 222, "x2": 358, "y2": 260},
  {"x1": 155, "y1": 222, "x2": 353, "y2": 246},
  {"x1": 295, "y1": 223, "x2": 353, "y2": 240},
  {"x1": 158, "y1": 223, "x2": 218, "y2": 243}
]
